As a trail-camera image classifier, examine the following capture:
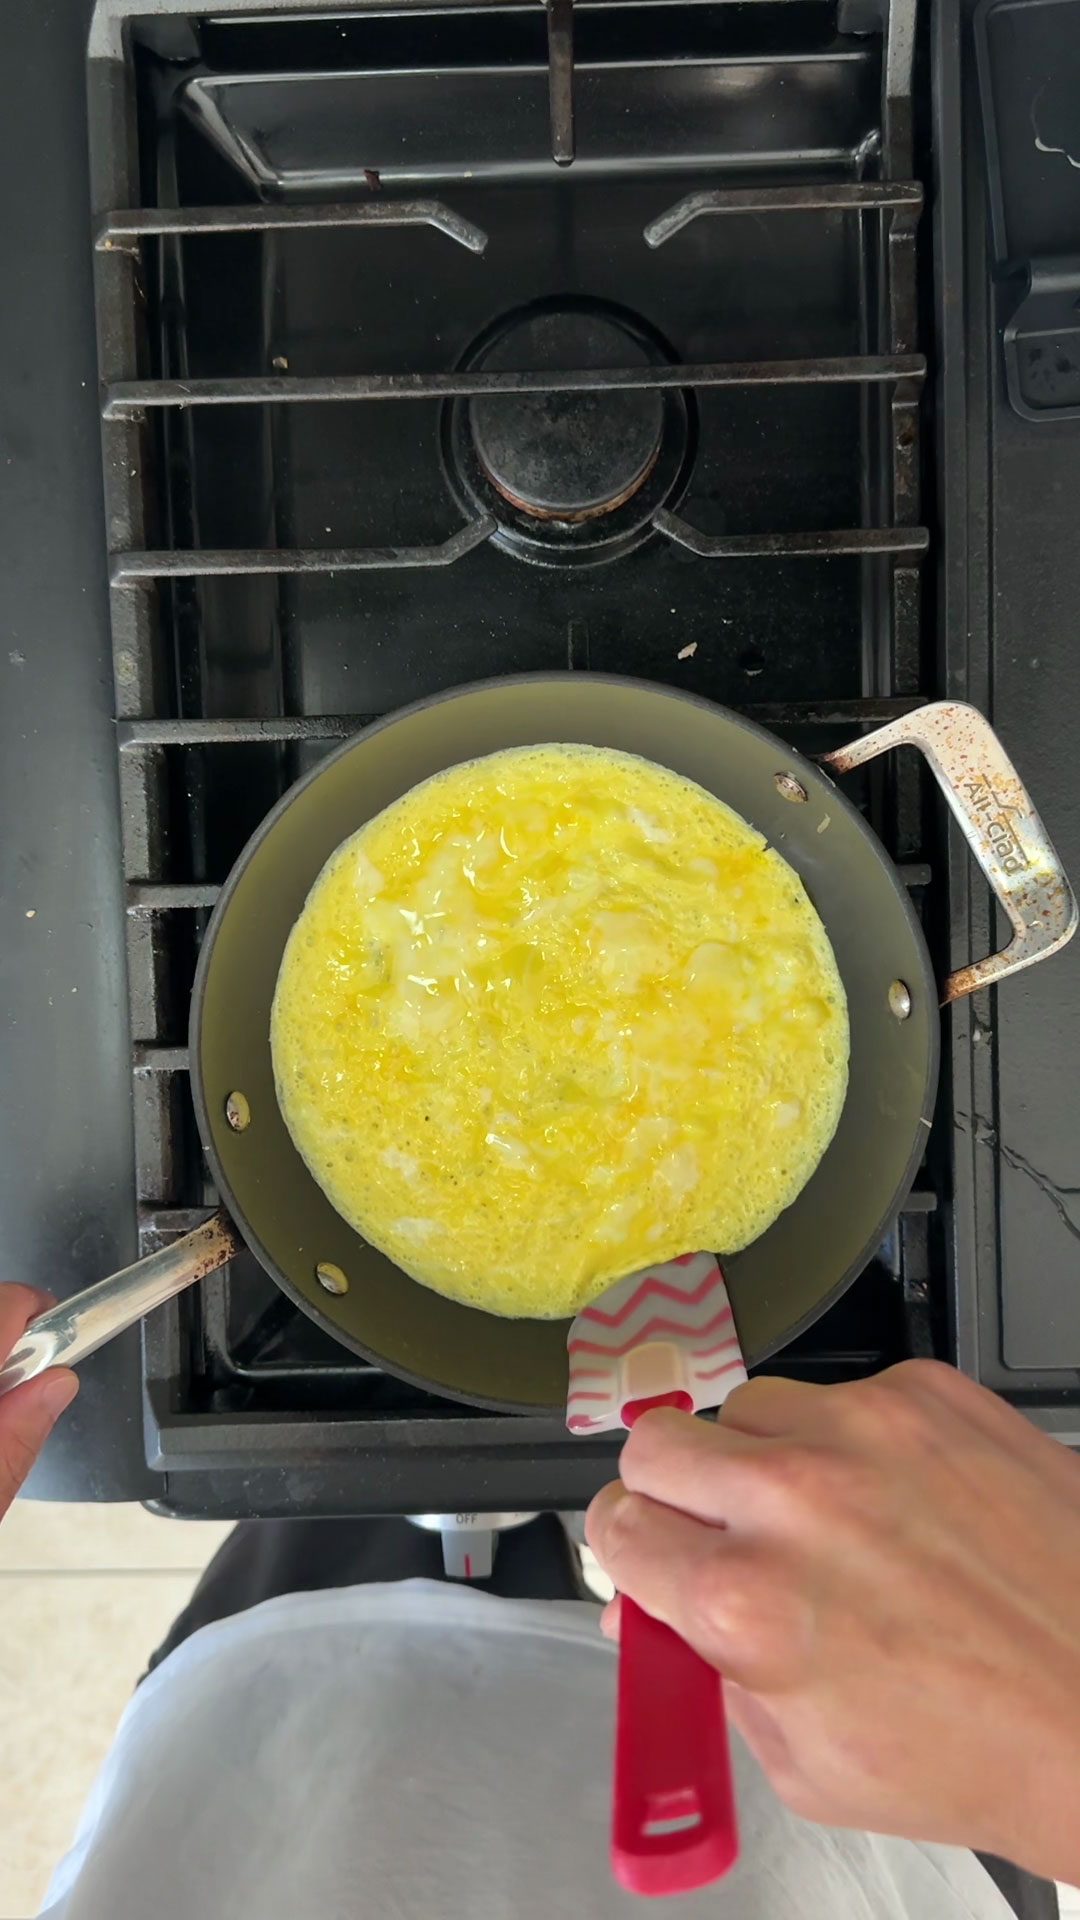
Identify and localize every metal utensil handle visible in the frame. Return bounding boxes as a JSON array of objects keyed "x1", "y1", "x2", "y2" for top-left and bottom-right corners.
[
  {"x1": 0, "y1": 1212, "x2": 240, "y2": 1397},
  {"x1": 821, "y1": 700, "x2": 1078, "y2": 1003}
]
